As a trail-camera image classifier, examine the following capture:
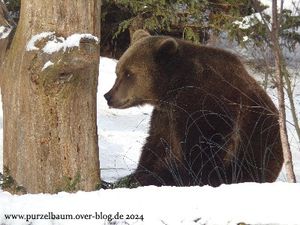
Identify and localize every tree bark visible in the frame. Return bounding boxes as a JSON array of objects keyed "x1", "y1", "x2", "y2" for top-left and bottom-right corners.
[
  {"x1": 1, "y1": 0, "x2": 101, "y2": 193},
  {"x1": 272, "y1": 0, "x2": 296, "y2": 183}
]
